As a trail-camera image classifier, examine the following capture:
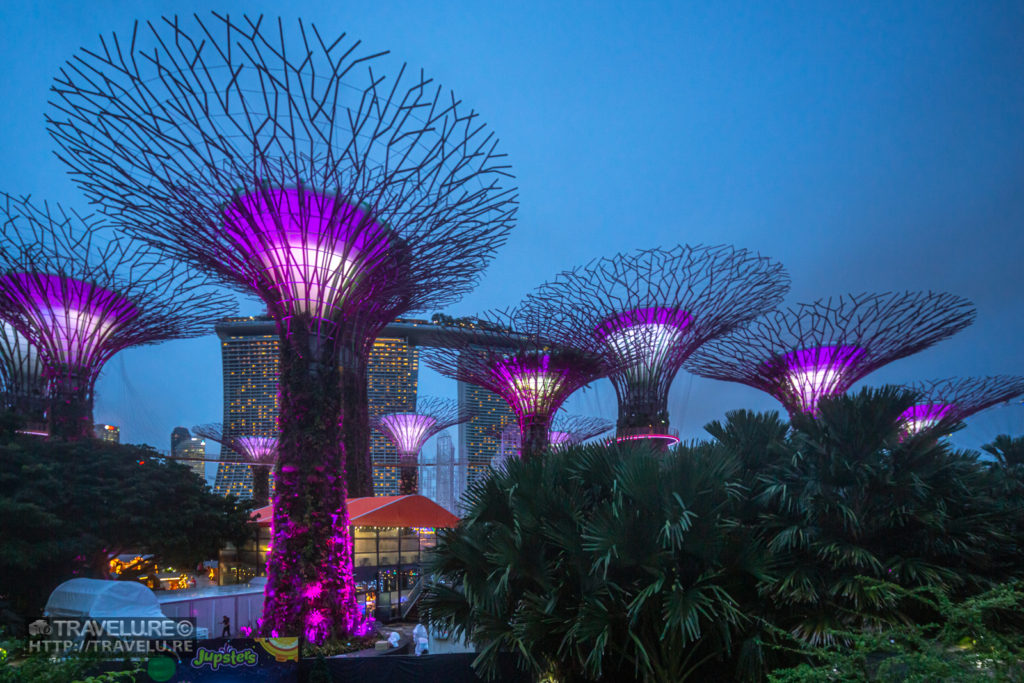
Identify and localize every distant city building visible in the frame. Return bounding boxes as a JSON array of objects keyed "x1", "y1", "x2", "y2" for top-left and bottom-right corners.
[
  {"x1": 170, "y1": 426, "x2": 190, "y2": 458},
  {"x1": 174, "y1": 437, "x2": 207, "y2": 481},
  {"x1": 433, "y1": 431, "x2": 458, "y2": 514},
  {"x1": 94, "y1": 423, "x2": 120, "y2": 443},
  {"x1": 212, "y1": 317, "x2": 420, "y2": 498},
  {"x1": 212, "y1": 317, "x2": 279, "y2": 499},
  {"x1": 457, "y1": 380, "x2": 515, "y2": 486},
  {"x1": 211, "y1": 316, "x2": 526, "y2": 498},
  {"x1": 368, "y1": 337, "x2": 418, "y2": 496}
]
